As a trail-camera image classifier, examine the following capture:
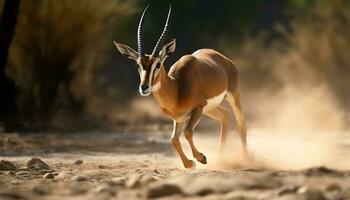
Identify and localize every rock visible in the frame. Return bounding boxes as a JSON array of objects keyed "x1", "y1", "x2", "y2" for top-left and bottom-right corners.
[
  {"x1": 4, "y1": 171, "x2": 15, "y2": 176},
  {"x1": 72, "y1": 175, "x2": 88, "y2": 182},
  {"x1": 15, "y1": 171, "x2": 31, "y2": 177},
  {"x1": 0, "y1": 160, "x2": 16, "y2": 170},
  {"x1": 140, "y1": 174, "x2": 158, "y2": 185},
  {"x1": 239, "y1": 176, "x2": 282, "y2": 190},
  {"x1": 278, "y1": 184, "x2": 299, "y2": 196},
  {"x1": 26, "y1": 158, "x2": 50, "y2": 170},
  {"x1": 43, "y1": 173, "x2": 54, "y2": 179},
  {"x1": 297, "y1": 186, "x2": 309, "y2": 194},
  {"x1": 303, "y1": 166, "x2": 339, "y2": 176},
  {"x1": 73, "y1": 160, "x2": 83, "y2": 165},
  {"x1": 325, "y1": 183, "x2": 342, "y2": 192},
  {"x1": 111, "y1": 177, "x2": 127, "y2": 186},
  {"x1": 163, "y1": 174, "x2": 282, "y2": 196},
  {"x1": 146, "y1": 183, "x2": 183, "y2": 198},
  {"x1": 297, "y1": 188, "x2": 326, "y2": 200},
  {"x1": 163, "y1": 175, "x2": 233, "y2": 196},
  {"x1": 124, "y1": 174, "x2": 158, "y2": 188},
  {"x1": 94, "y1": 183, "x2": 116, "y2": 195},
  {"x1": 125, "y1": 174, "x2": 143, "y2": 188},
  {"x1": 186, "y1": 176, "x2": 232, "y2": 195},
  {"x1": 98, "y1": 165, "x2": 107, "y2": 169}
]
